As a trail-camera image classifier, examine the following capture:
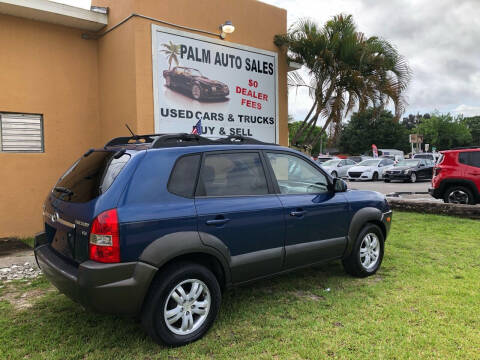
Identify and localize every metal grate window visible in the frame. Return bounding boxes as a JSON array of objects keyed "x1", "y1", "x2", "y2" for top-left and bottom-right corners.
[{"x1": 0, "y1": 113, "x2": 44, "y2": 152}]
